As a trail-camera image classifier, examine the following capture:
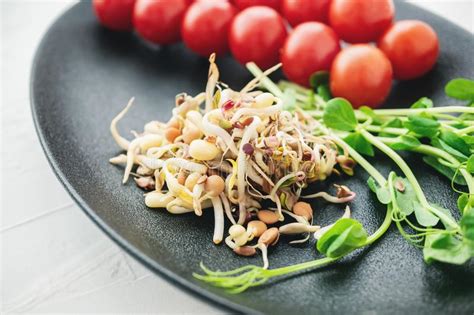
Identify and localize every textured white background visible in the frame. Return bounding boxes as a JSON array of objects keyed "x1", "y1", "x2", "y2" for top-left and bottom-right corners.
[{"x1": 1, "y1": 0, "x2": 473, "y2": 313}]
